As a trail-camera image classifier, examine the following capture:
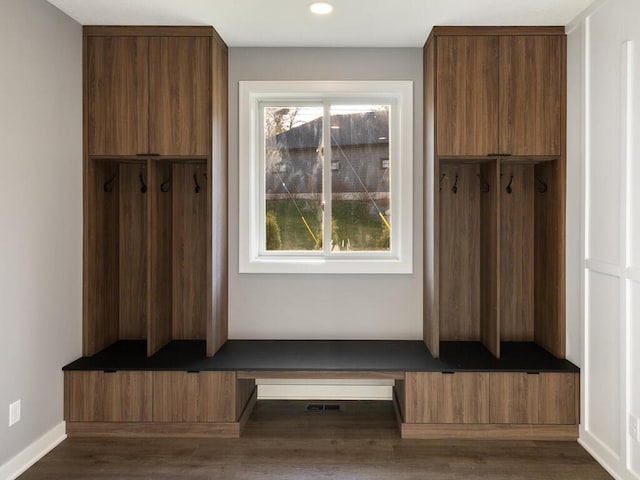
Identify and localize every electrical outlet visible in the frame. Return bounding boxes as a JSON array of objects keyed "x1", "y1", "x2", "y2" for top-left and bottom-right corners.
[
  {"x1": 629, "y1": 414, "x2": 639, "y2": 442},
  {"x1": 9, "y1": 400, "x2": 20, "y2": 427}
]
